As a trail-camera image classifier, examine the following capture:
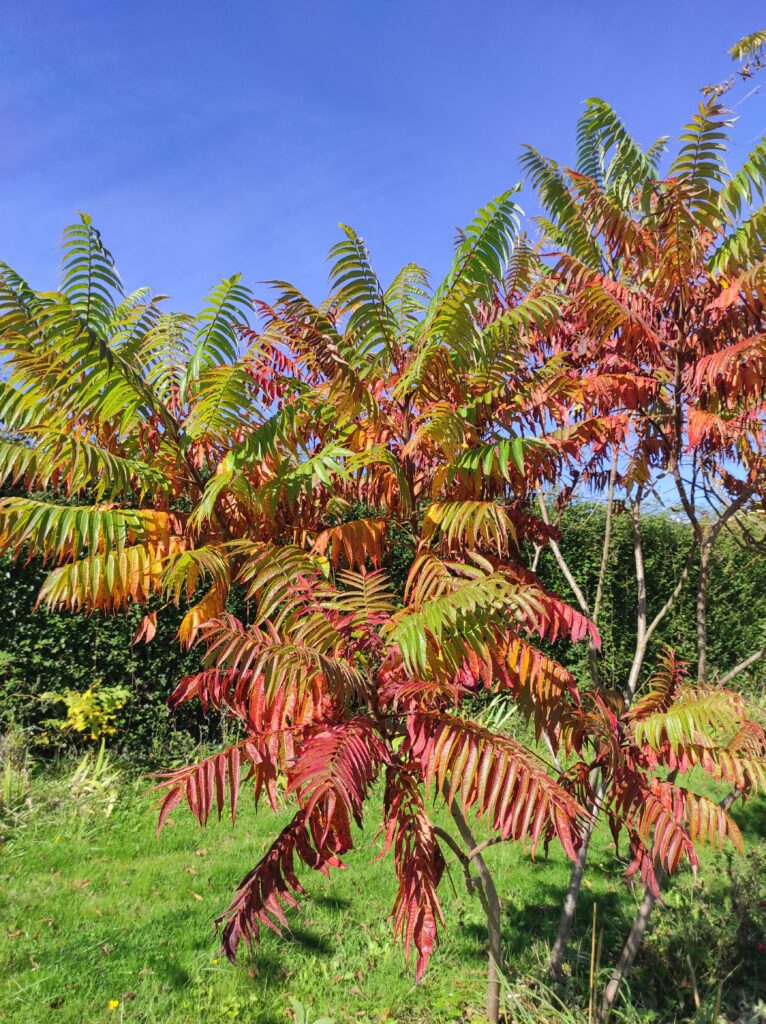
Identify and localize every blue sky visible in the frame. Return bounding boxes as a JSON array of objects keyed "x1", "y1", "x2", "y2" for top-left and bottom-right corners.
[{"x1": 2, "y1": 1, "x2": 765, "y2": 311}]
